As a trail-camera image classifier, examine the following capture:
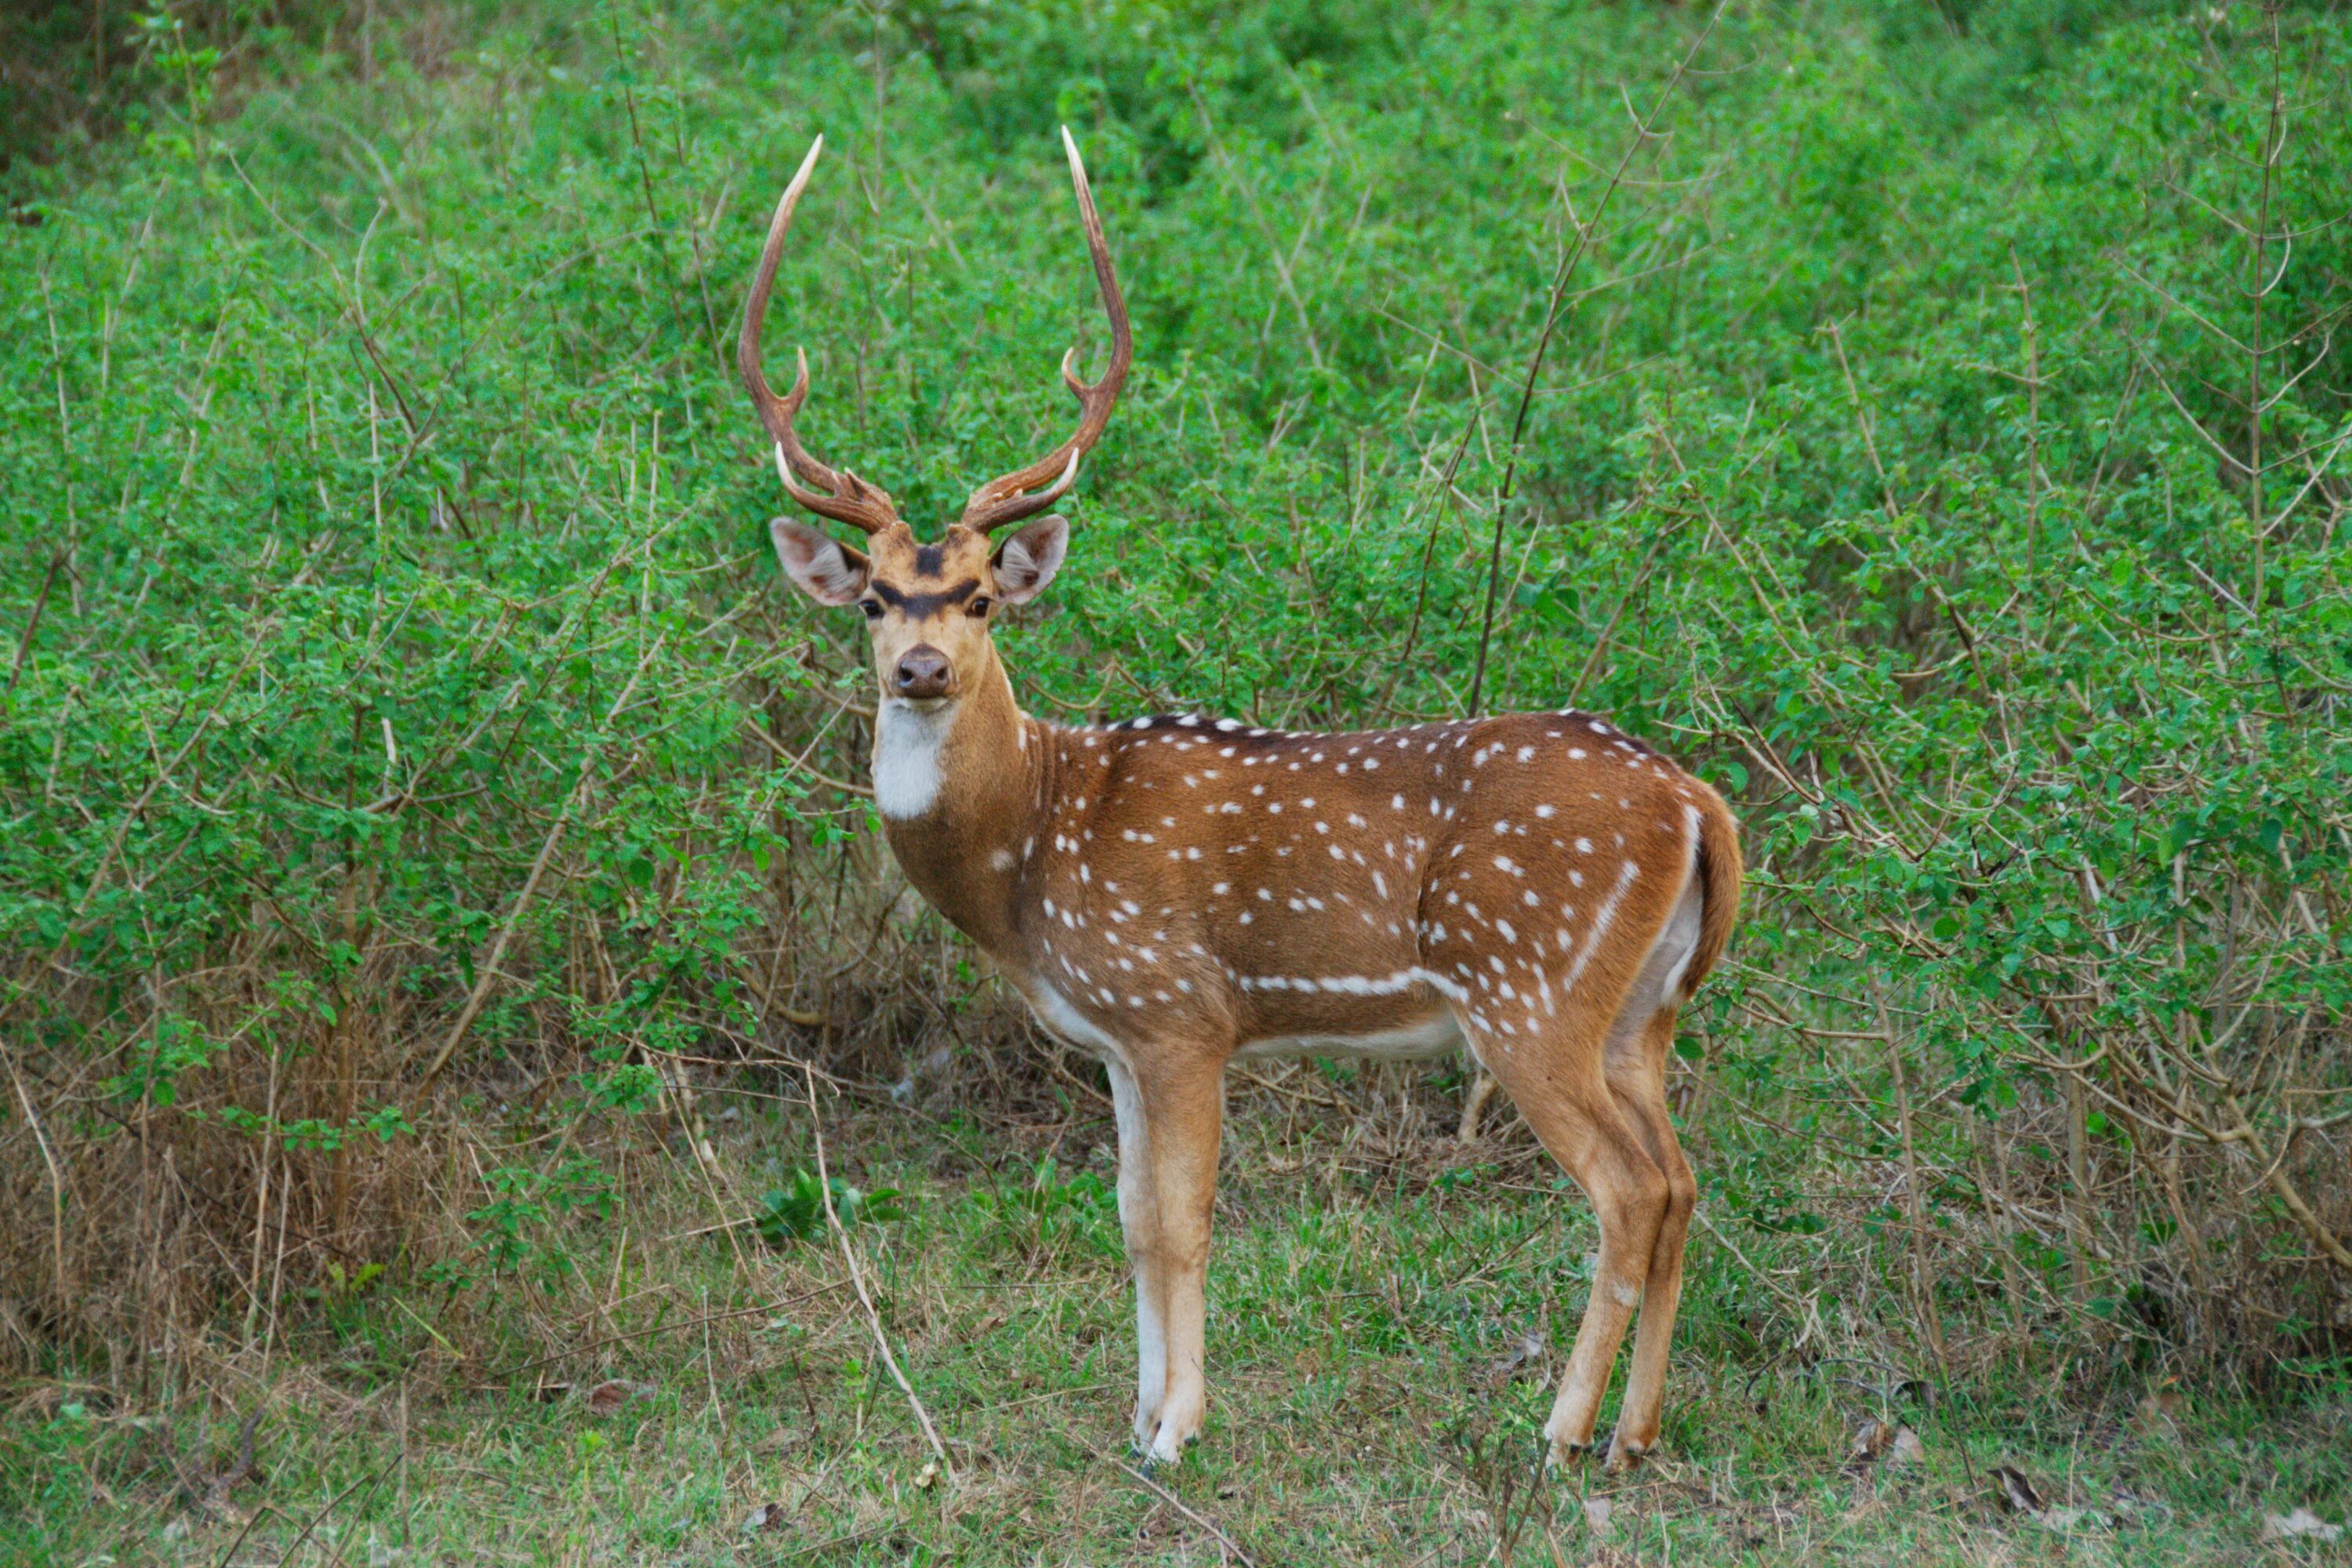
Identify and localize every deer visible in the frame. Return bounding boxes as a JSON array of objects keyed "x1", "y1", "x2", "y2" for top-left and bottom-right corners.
[{"x1": 739, "y1": 129, "x2": 1743, "y2": 1471}]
